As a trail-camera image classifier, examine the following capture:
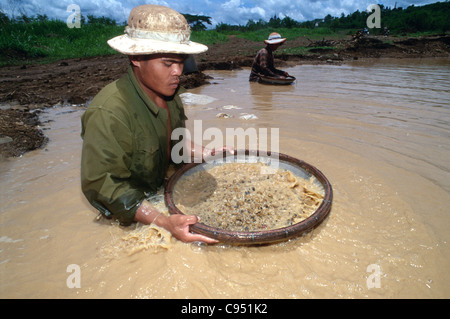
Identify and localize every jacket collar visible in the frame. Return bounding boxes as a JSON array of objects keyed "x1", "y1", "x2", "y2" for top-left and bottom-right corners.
[{"x1": 127, "y1": 66, "x2": 182, "y2": 116}]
